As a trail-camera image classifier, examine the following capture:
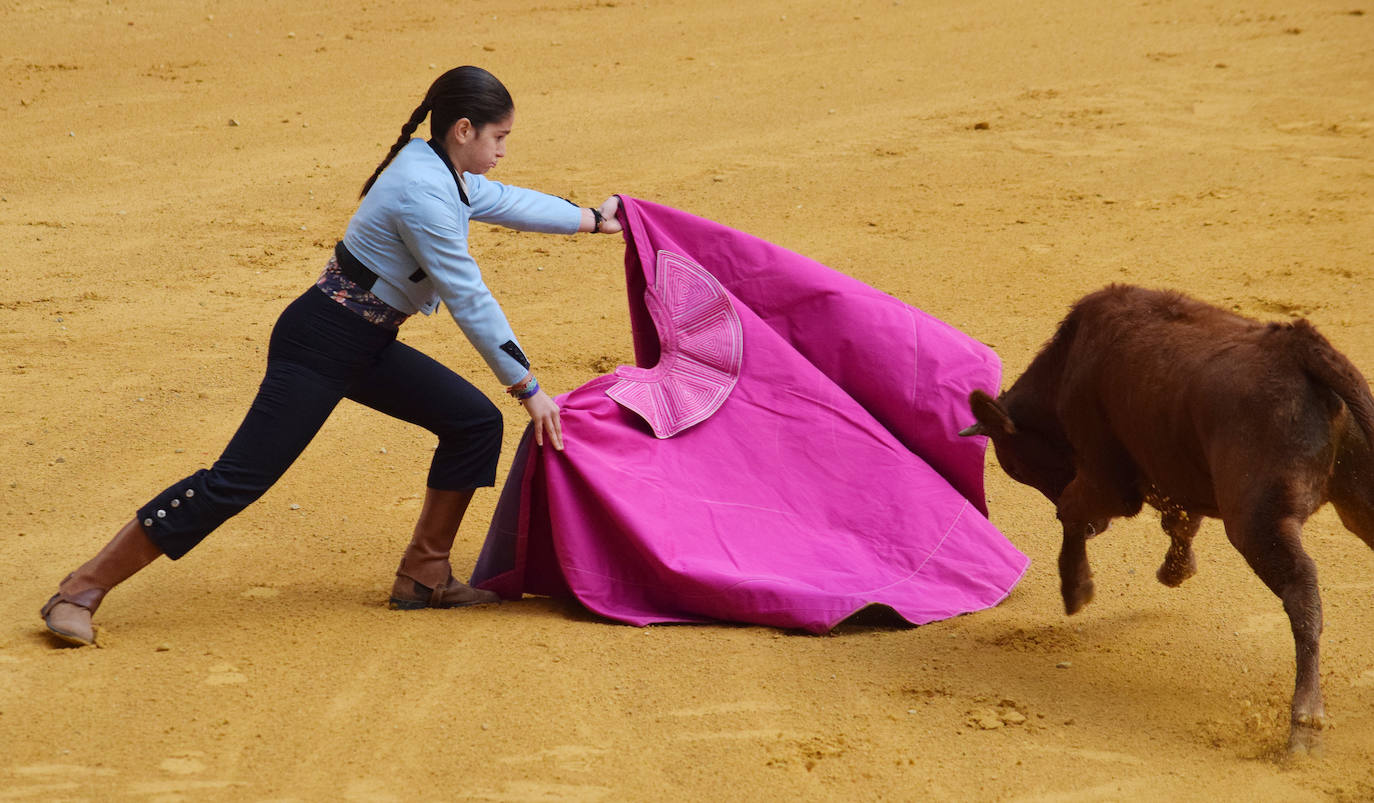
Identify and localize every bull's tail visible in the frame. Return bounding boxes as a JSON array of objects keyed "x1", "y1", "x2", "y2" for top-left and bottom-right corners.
[{"x1": 1290, "y1": 320, "x2": 1374, "y2": 447}]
